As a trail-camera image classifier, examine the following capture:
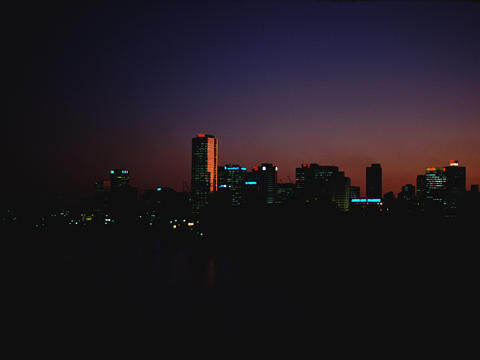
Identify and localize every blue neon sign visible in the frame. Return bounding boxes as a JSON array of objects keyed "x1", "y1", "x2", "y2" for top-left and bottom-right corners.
[
  {"x1": 245, "y1": 181, "x2": 257, "y2": 185},
  {"x1": 351, "y1": 198, "x2": 382, "y2": 203}
]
